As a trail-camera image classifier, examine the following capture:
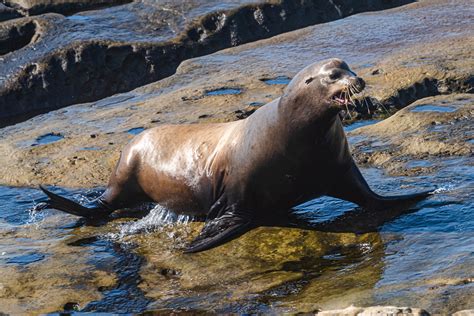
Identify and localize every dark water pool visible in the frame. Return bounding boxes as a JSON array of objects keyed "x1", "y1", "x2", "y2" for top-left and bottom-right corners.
[{"x1": 0, "y1": 155, "x2": 472, "y2": 314}]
